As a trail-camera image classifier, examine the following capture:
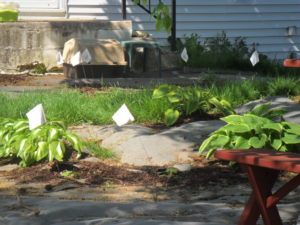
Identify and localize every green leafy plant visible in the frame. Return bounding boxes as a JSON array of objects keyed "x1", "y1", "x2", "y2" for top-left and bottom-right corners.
[
  {"x1": 0, "y1": 118, "x2": 82, "y2": 166},
  {"x1": 153, "y1": 84, "x2": 209, "y2": 126},
  {"x1": 209, "y1": 98, "x2": 287, "y2": 120},
  {"x1": 84, "y1": 140, "x2": 115, "y2": 159},
  {"x1": 133, "y1": 0, "x2": 172, "y2": 33},
  {"x1": 199, "y1": 112, "x2": 300, "y2": 159},
  {"x1": 60, "y1": 170, "x2": 77, "y2": 178}
]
